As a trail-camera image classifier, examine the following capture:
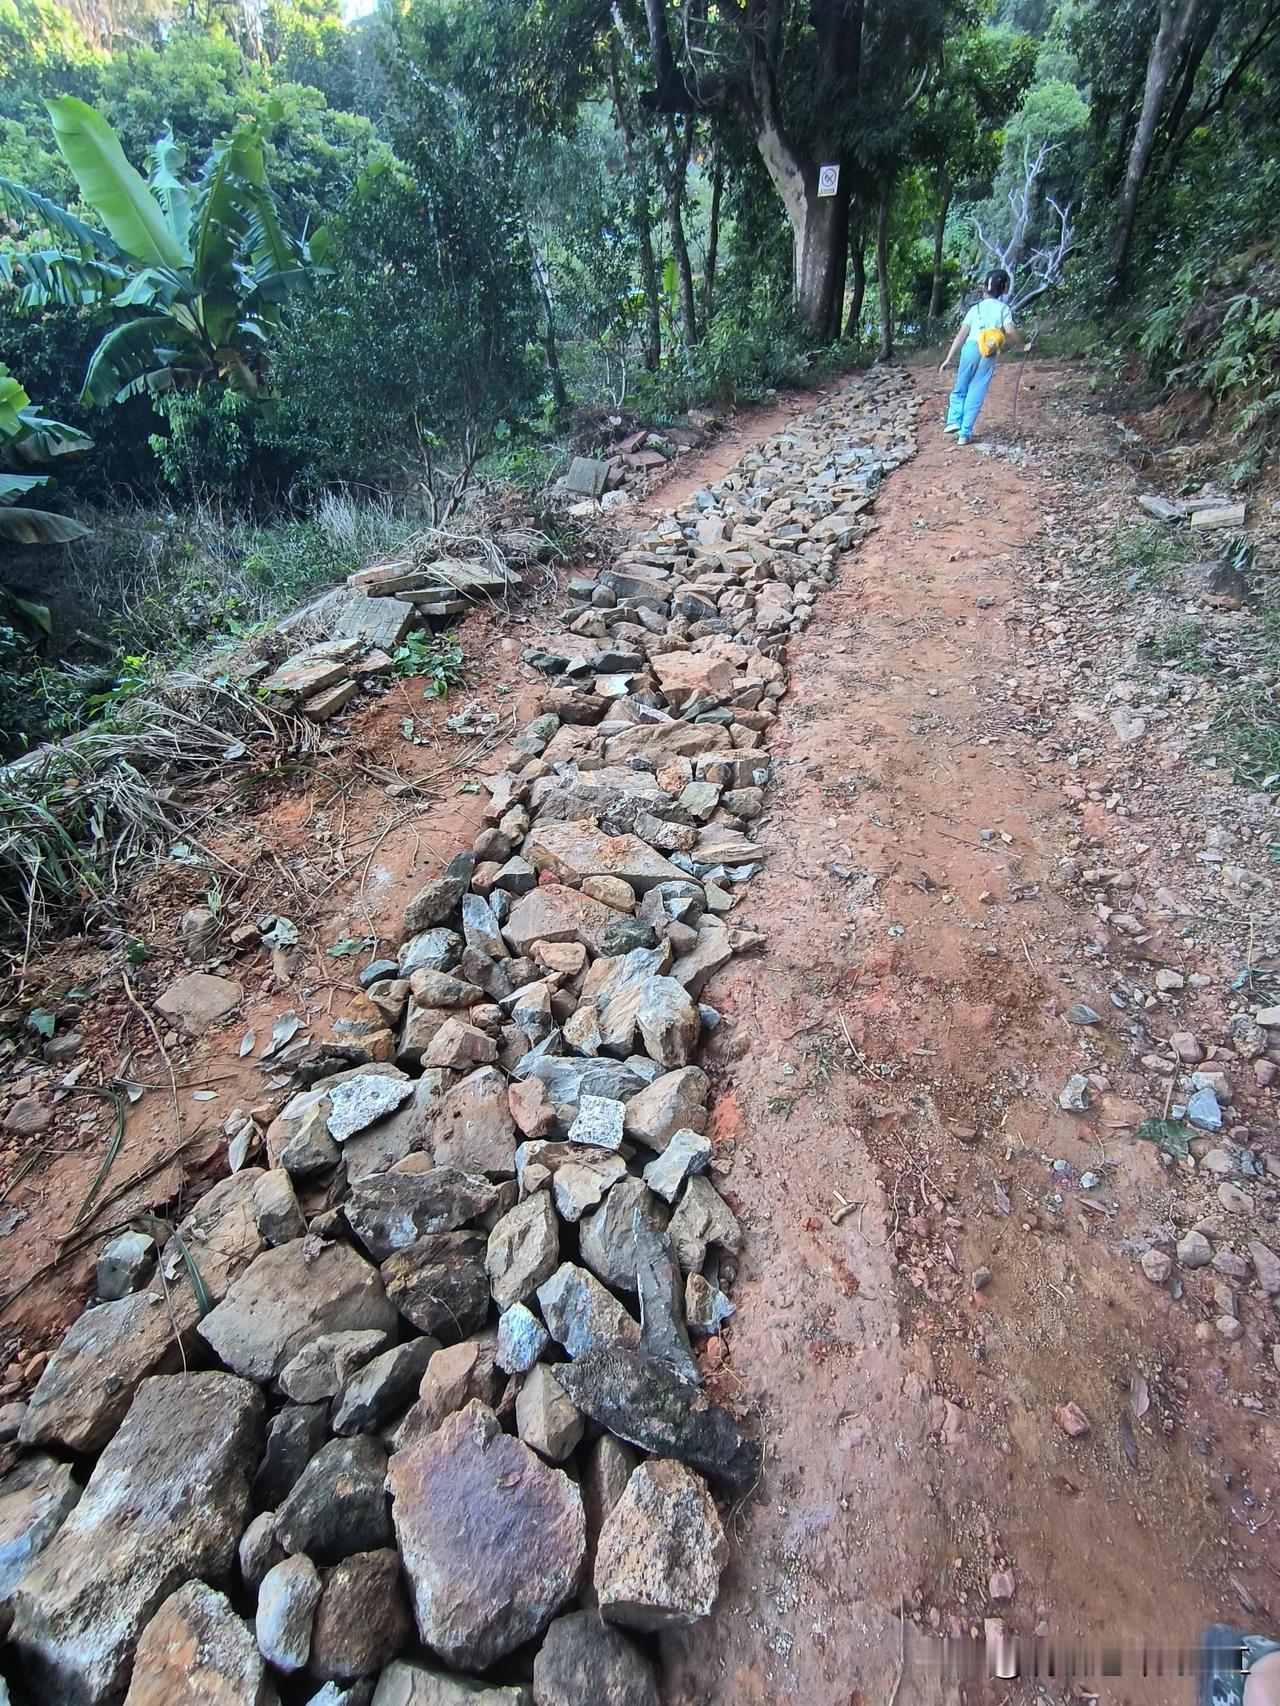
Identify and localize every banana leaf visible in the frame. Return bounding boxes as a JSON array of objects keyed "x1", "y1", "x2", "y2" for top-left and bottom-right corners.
[{"x1": 45, "y1": 95, "x2": 187, "y2": 270}]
